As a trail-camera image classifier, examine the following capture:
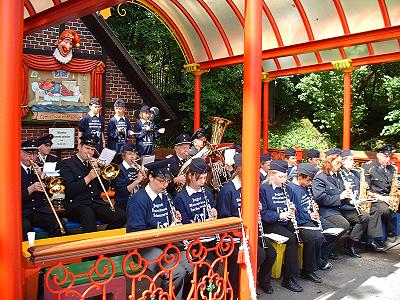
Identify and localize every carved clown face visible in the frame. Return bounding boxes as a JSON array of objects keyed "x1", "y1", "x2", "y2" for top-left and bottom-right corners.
[{"x1": 57, "y1": 36, "x2": 74, "y2": 57}]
